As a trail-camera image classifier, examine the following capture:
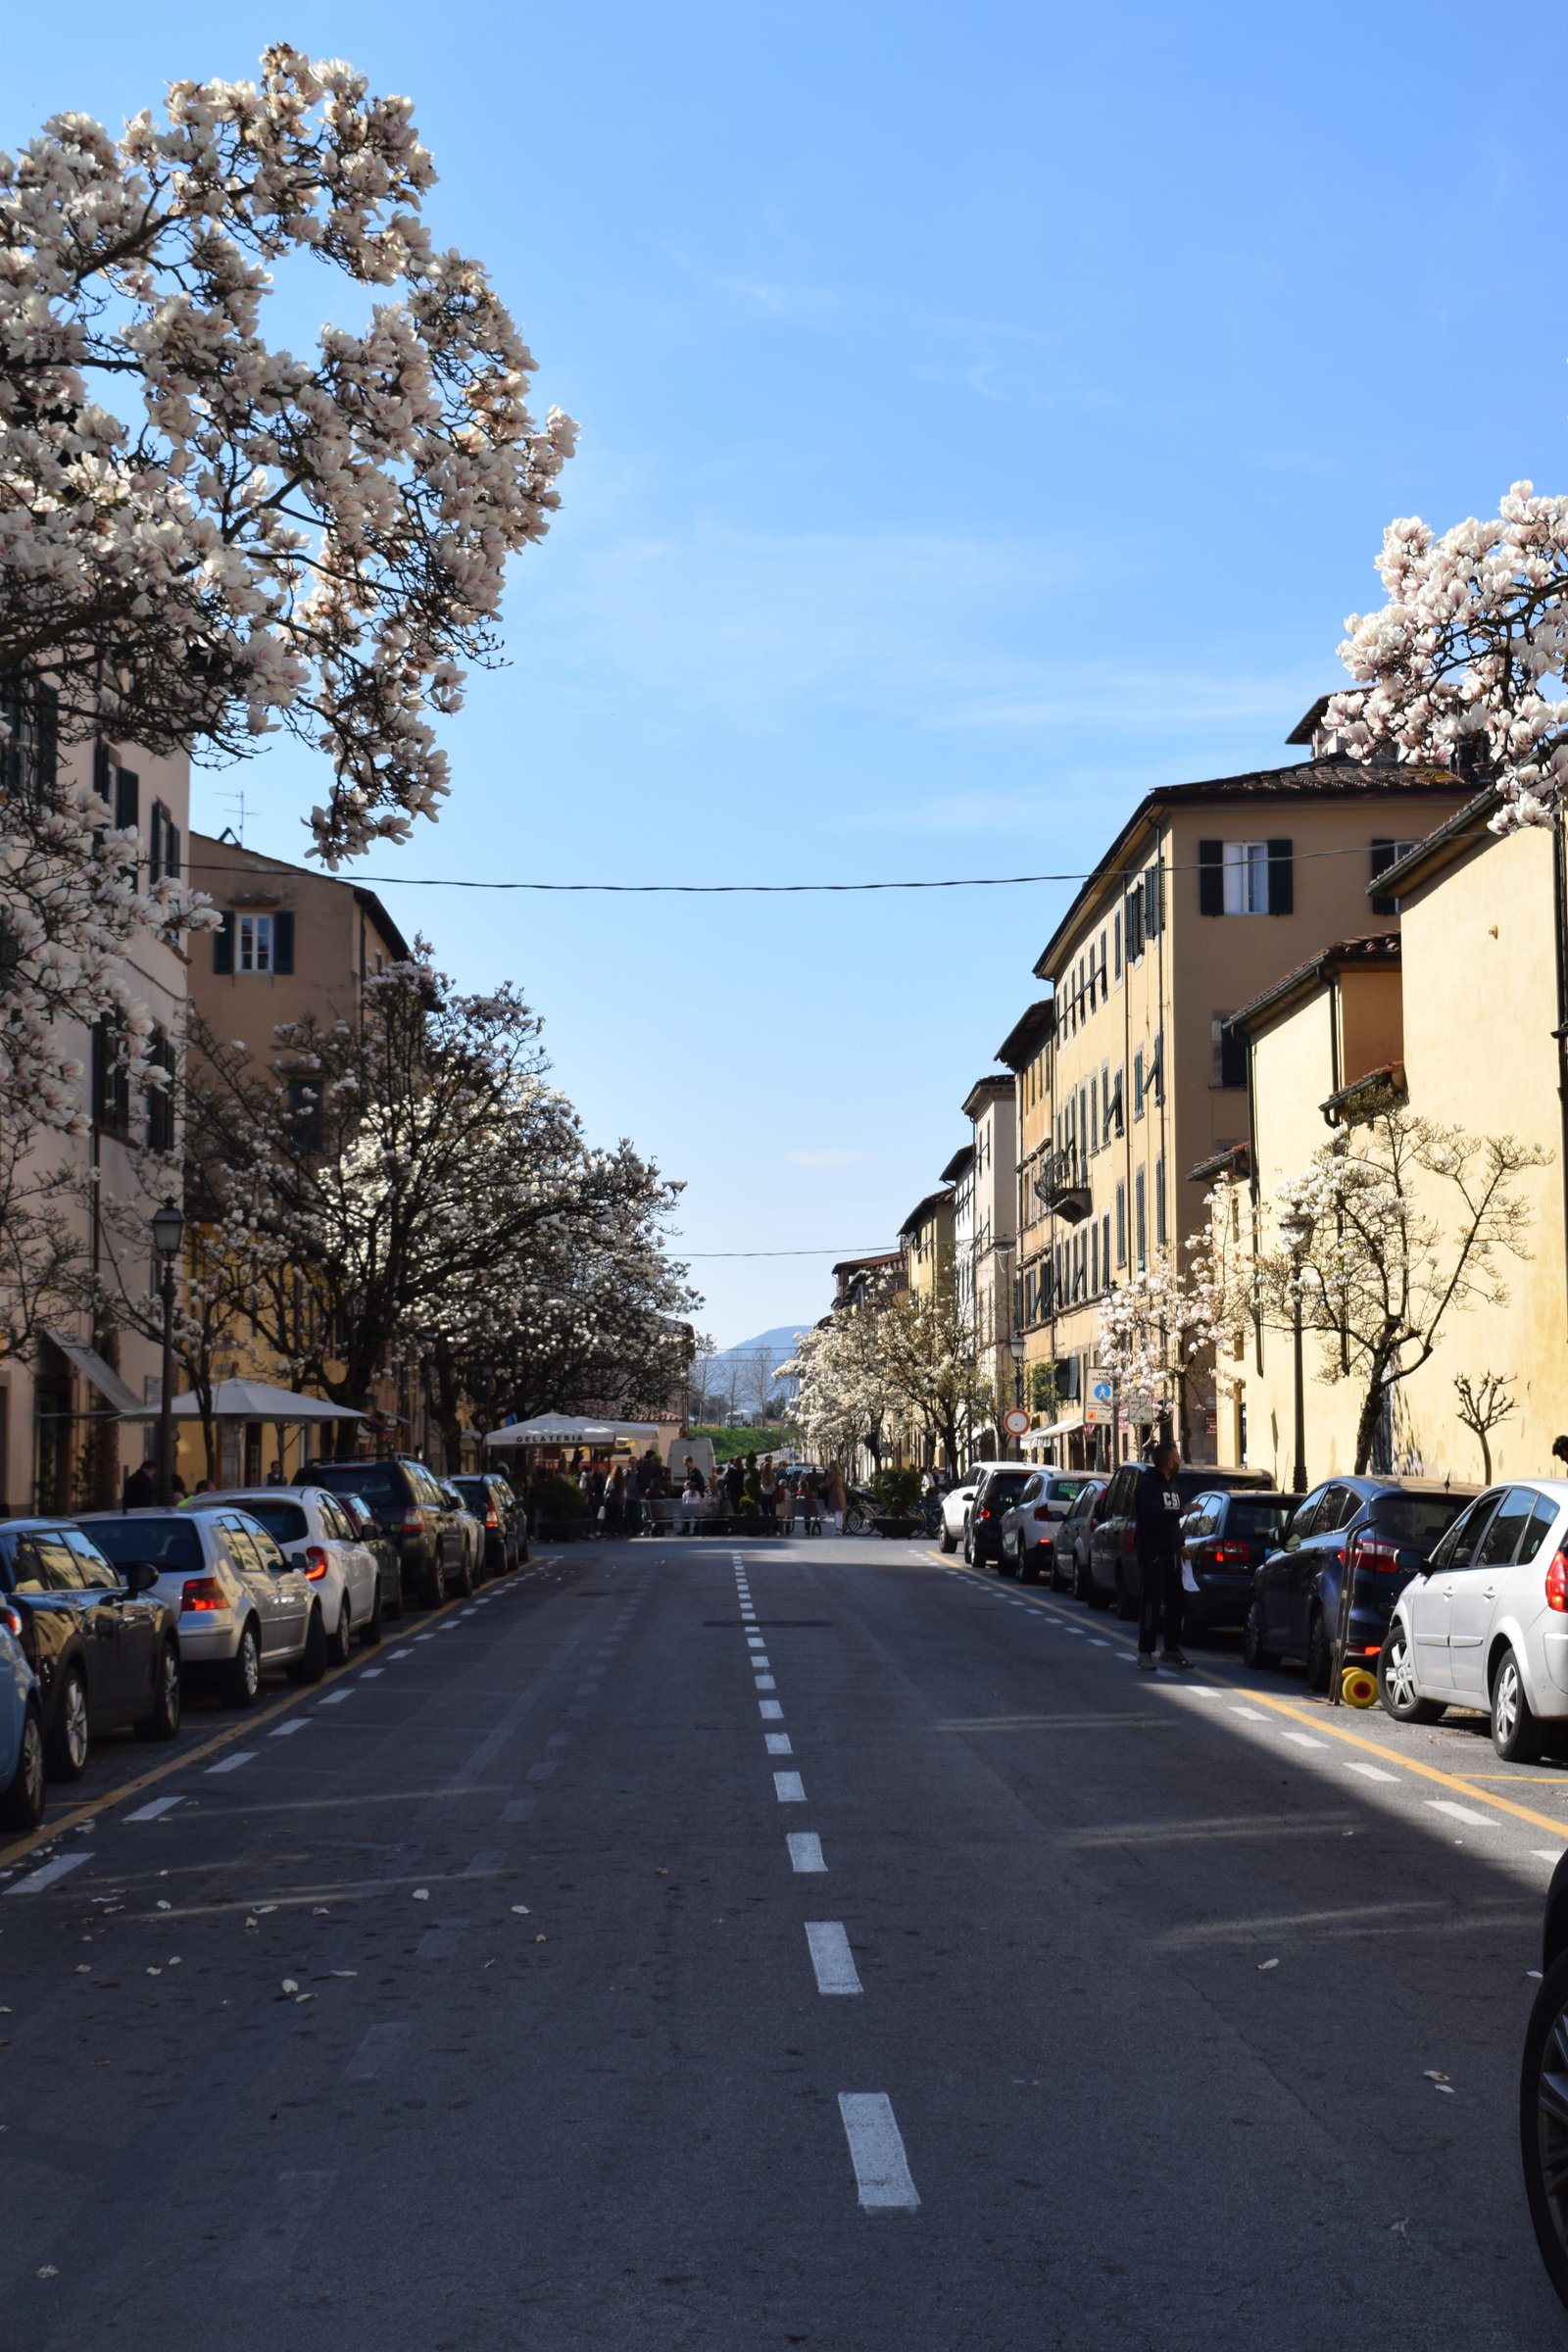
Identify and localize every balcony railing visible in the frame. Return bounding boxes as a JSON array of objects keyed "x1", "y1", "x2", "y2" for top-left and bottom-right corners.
[{"x1": 1034, "y1": 1148, "x2": 1093, "y2": 1225}]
